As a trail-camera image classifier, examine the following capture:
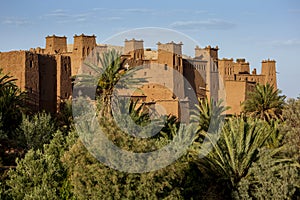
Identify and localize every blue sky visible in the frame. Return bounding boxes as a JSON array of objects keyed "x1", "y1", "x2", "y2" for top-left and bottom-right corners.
[{"x1": 0, "y1": 0, "x2": 299, "y2": 97}]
